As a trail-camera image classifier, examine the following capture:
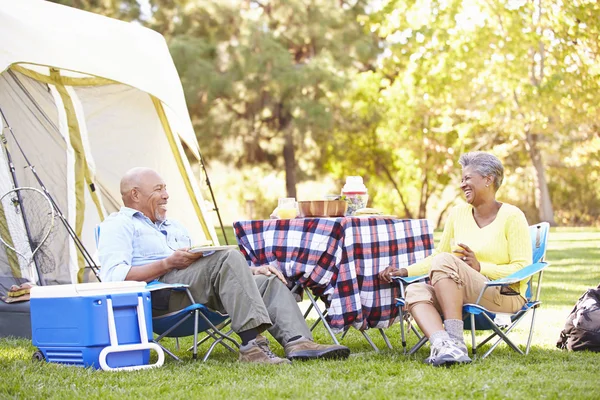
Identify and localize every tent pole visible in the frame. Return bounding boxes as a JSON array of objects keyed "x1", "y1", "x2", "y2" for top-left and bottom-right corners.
[
  {"x1": 0, "y1": 119, "x2": 45, "y2": 285},
  {"x1": 0, "y1": 106, "x2": 101, "y2": 282},
  {"x1": 198, "y1": 152, "x2": 229, "y2": 245}
]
